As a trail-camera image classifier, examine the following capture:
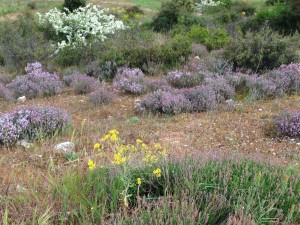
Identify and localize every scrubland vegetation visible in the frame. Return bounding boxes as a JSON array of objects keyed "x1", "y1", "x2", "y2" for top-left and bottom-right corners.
[{"x1": 0, "y1": 0, "x2": 300, "y2": 224}]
